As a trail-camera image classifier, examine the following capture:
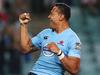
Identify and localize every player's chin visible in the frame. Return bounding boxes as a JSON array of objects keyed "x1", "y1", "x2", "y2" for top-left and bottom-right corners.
[{"x1": 49, "y1": 24, "x2": 55, "y2": 29}]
